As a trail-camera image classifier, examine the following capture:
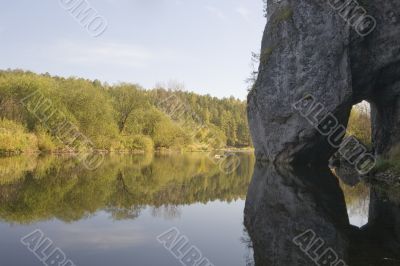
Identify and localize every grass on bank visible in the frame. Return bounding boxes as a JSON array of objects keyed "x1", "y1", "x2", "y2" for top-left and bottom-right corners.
[{"x1": 0, "y1": 119, "x2": 37, "y2": 155}]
